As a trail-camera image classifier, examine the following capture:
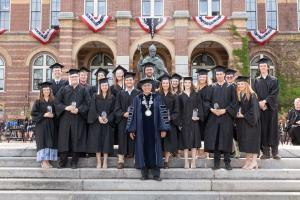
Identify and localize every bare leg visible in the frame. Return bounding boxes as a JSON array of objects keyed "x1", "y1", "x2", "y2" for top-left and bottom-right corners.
[
  {"x1": 96, "y1": 153, "x2": 101, "y2": 169},
  {"x1": 191, "y1": 148, "x2": 197, "y2": 168},
  {"x1": 184, "y1": 149, "x2": 189, "y2": 169},
  {"x1": 102, "y1": 153, "x2": 108, "y2": 169},
  {"x1": 242, "y1": 153, "x2": 251, "y2": 169},
  {"x1": 247, "y1": 154, "x2": 258, "y2": 170}
]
